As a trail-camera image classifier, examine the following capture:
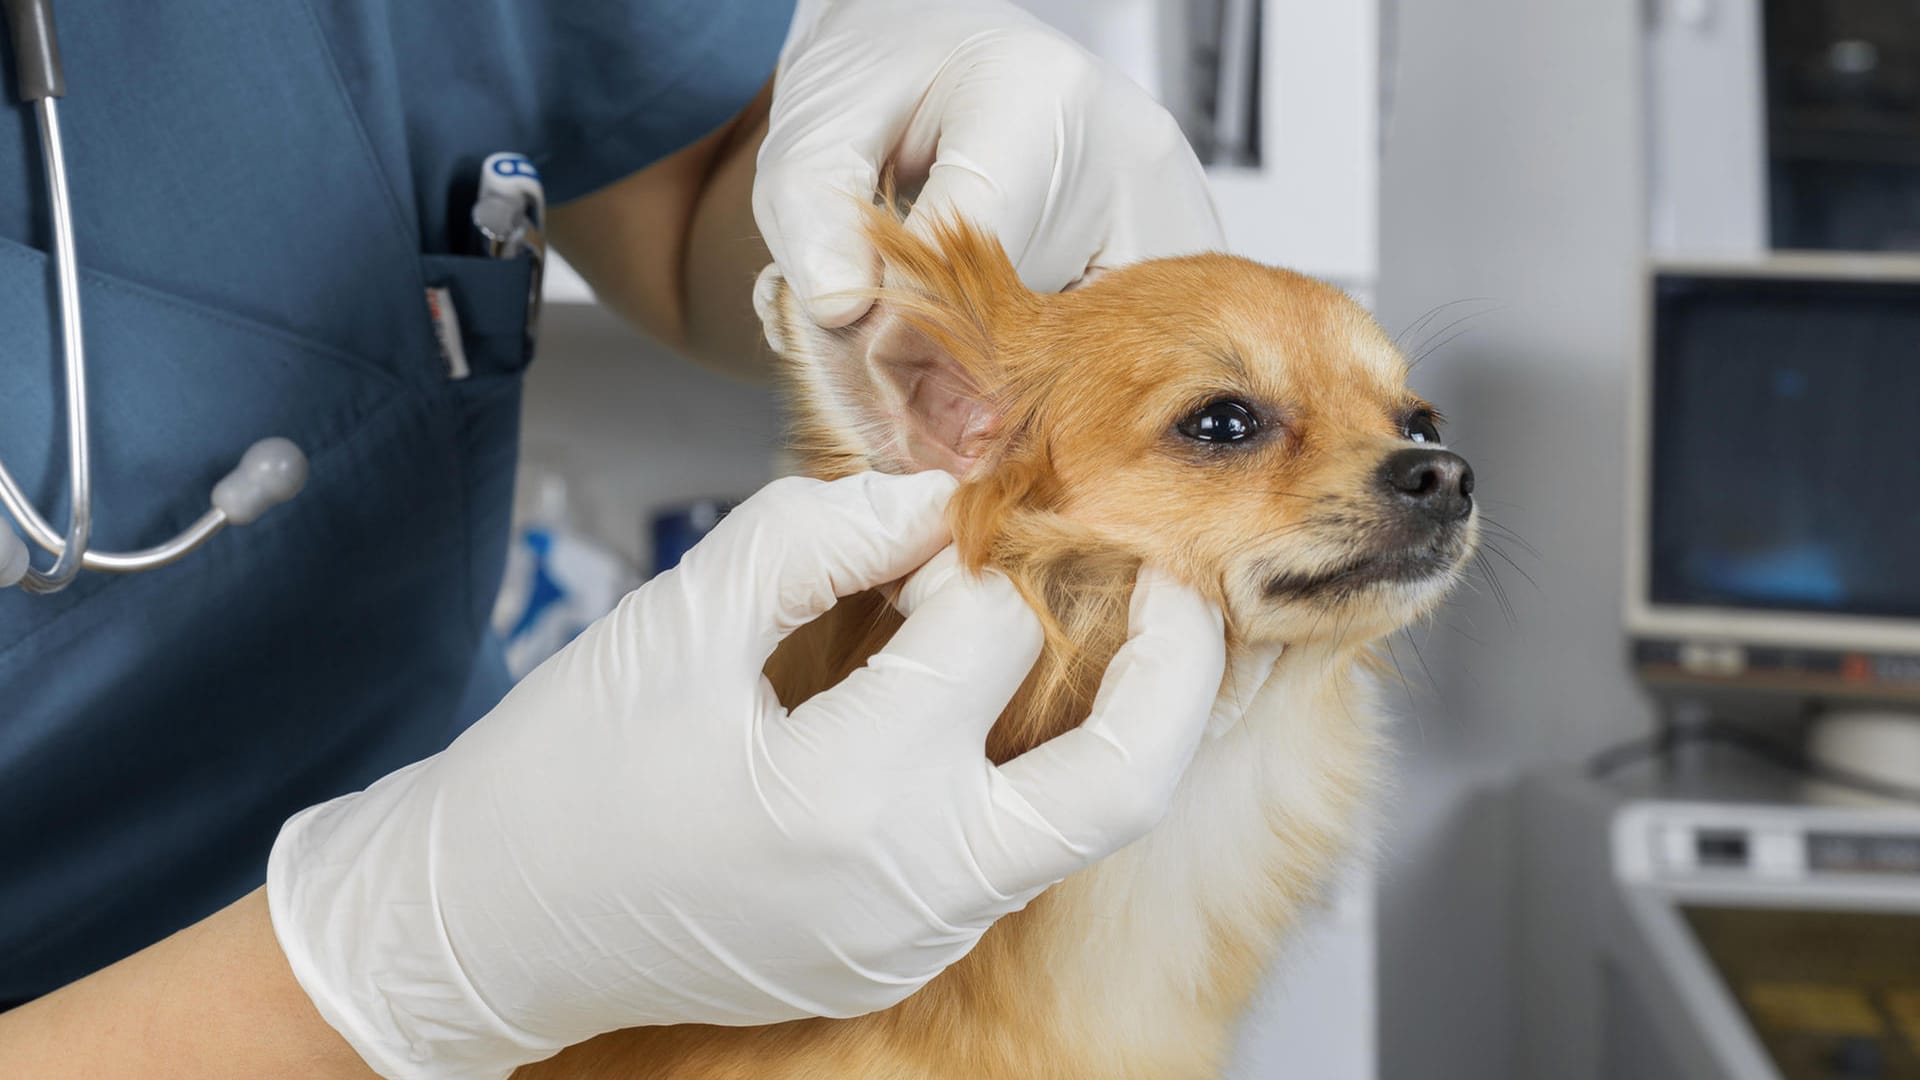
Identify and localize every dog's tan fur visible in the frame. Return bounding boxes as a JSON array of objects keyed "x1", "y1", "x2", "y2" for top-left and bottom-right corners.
[{"x1": 517, "y1": 213, "x2": 1474, "y2": 1079}]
